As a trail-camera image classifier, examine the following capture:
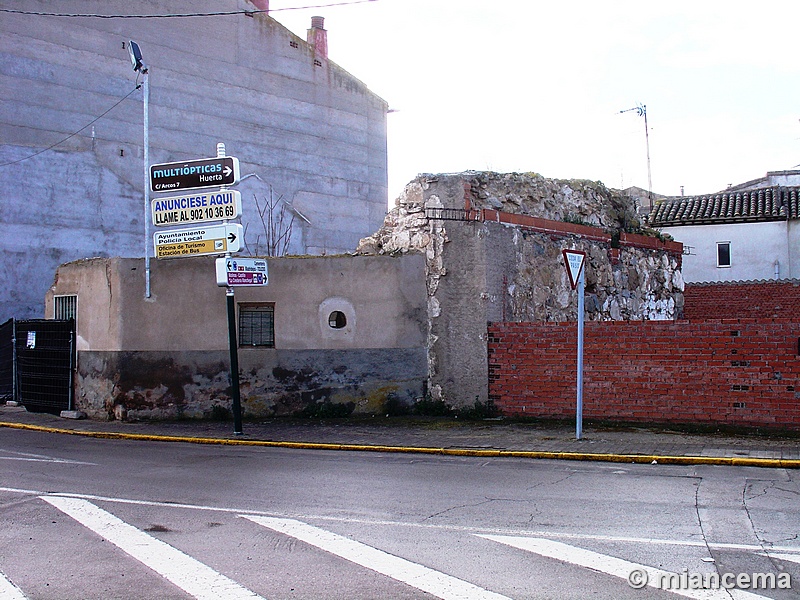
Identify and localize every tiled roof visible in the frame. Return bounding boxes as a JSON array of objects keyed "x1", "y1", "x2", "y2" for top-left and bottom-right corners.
[{"x1": 648, "y1": 187, "x2": 800, "y2": 226}]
